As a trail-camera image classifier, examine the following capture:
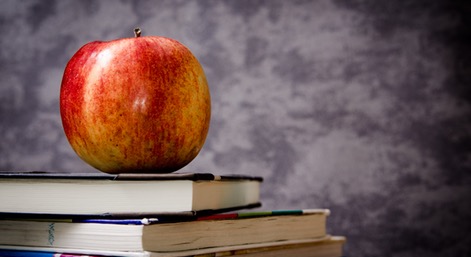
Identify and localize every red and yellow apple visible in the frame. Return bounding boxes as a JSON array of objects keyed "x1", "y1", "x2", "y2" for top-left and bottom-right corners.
[{"x1": 60, "y1": 28, "x2": 211, "y2": 174}]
